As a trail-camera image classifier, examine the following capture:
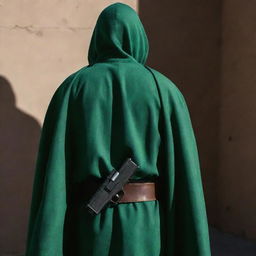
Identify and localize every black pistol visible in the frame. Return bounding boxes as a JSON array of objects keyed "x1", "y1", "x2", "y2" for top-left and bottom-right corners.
[{"x1": 85, "y1": 158, "x2": 139, "y2": 215}]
